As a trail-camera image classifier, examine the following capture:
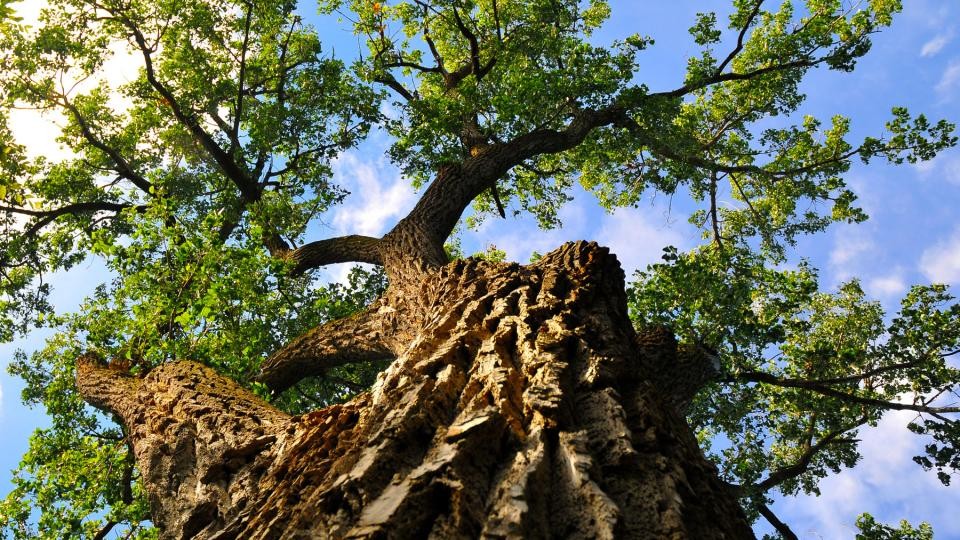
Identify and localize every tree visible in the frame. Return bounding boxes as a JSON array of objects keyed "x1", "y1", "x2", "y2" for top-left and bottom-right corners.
[{"x1": 0, "y1": 0, "x2": 957, "y2": 538}]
